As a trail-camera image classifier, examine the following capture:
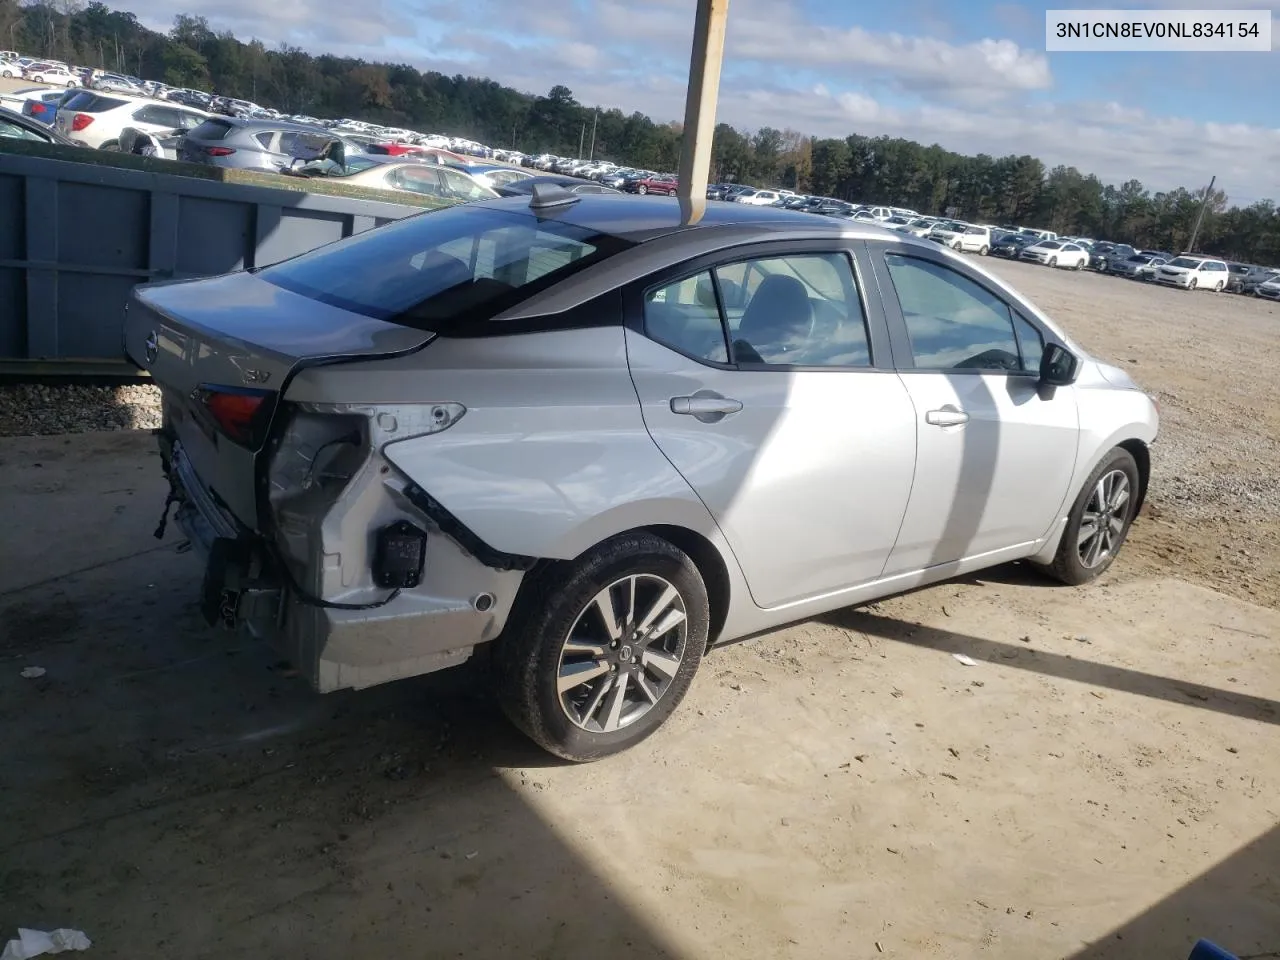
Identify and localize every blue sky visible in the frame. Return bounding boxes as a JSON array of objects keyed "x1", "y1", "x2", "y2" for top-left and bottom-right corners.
[{"x1": 121, "y1": 0, "x2": 1278, "y2": 202}]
